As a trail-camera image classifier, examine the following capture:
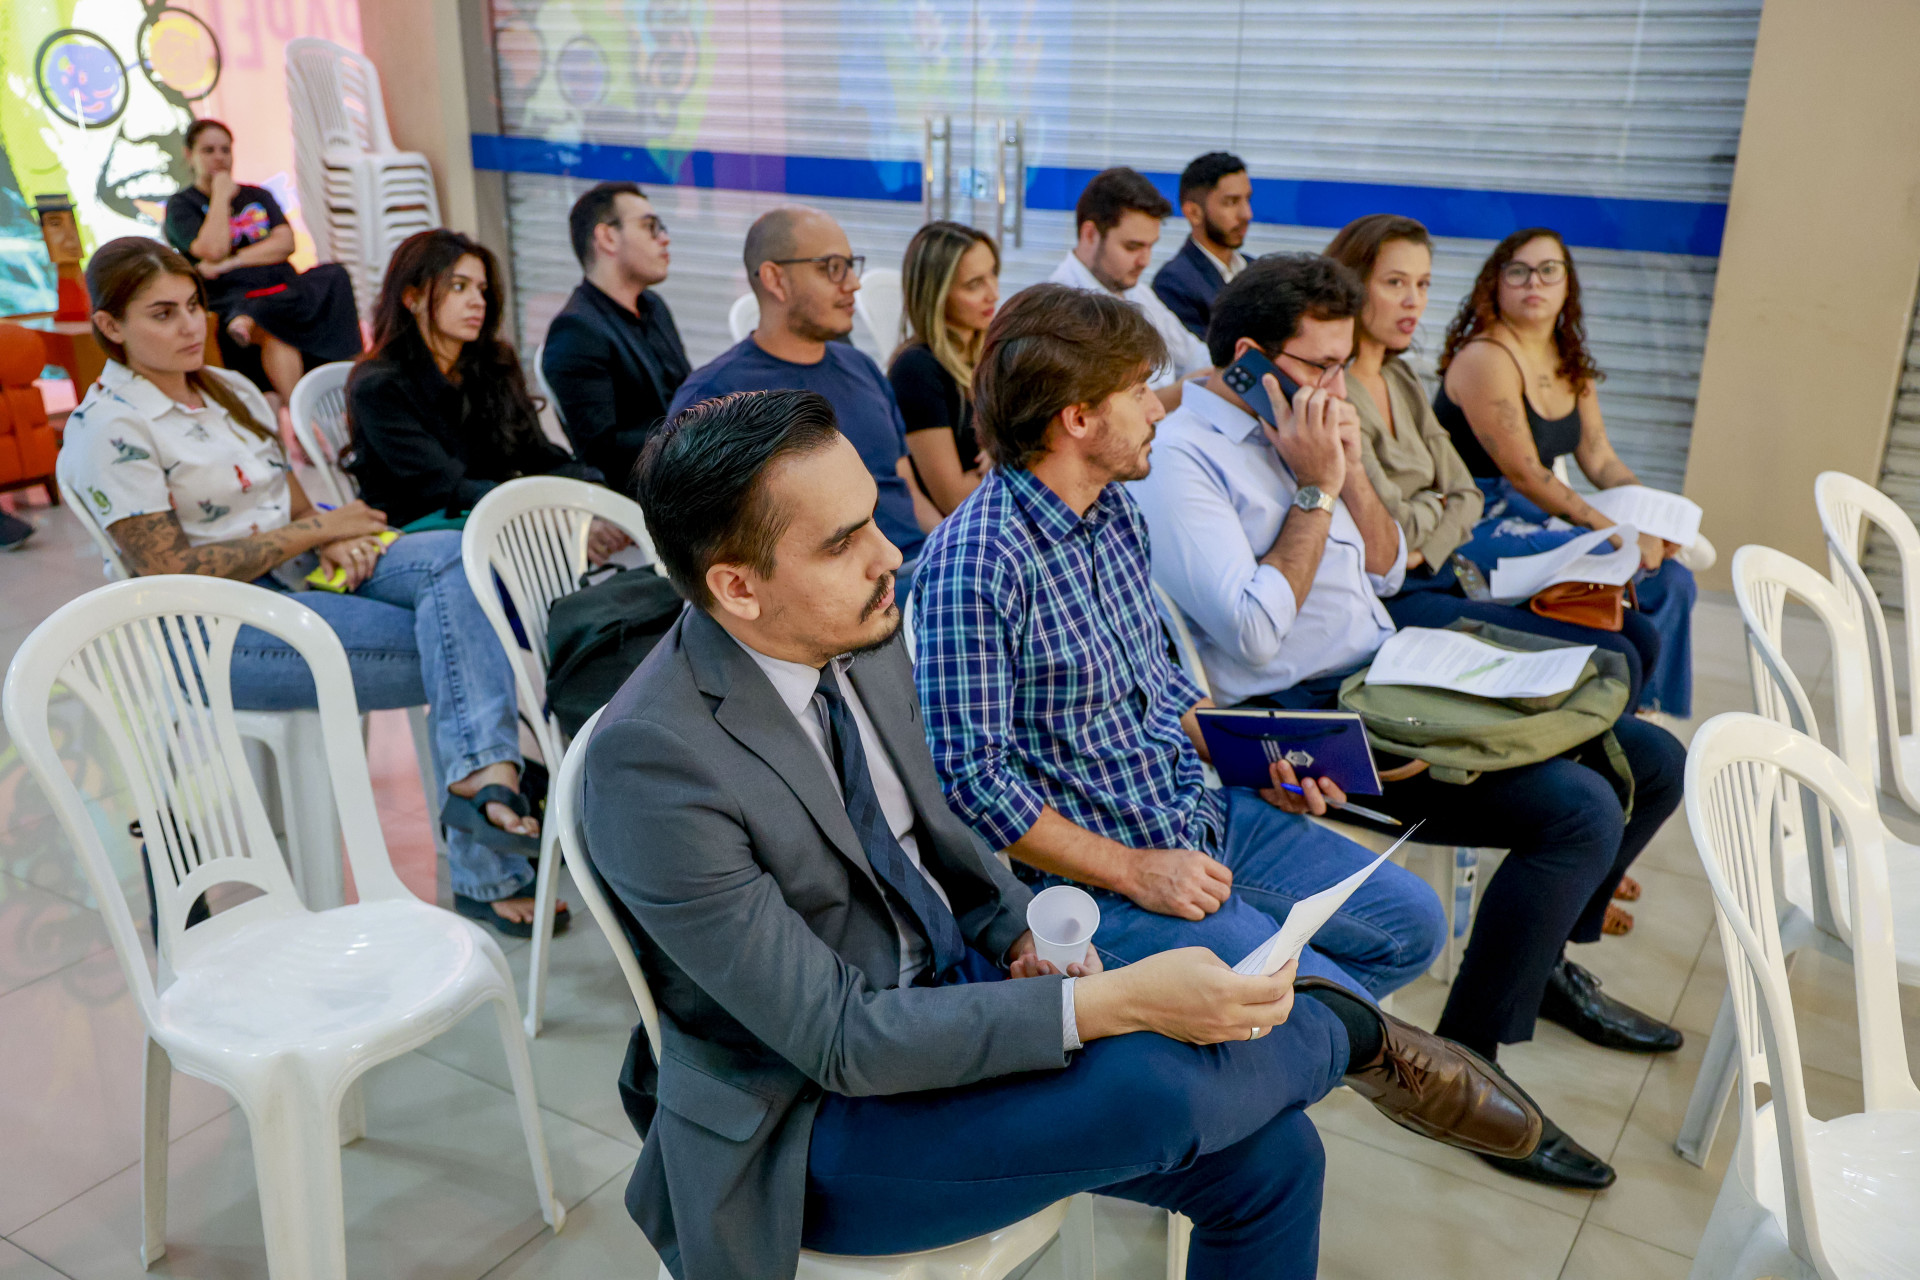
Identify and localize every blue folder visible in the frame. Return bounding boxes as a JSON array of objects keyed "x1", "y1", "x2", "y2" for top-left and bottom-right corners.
[{"x1": 1196, "y1": 709, "x2": 1383, "y2": 796}]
